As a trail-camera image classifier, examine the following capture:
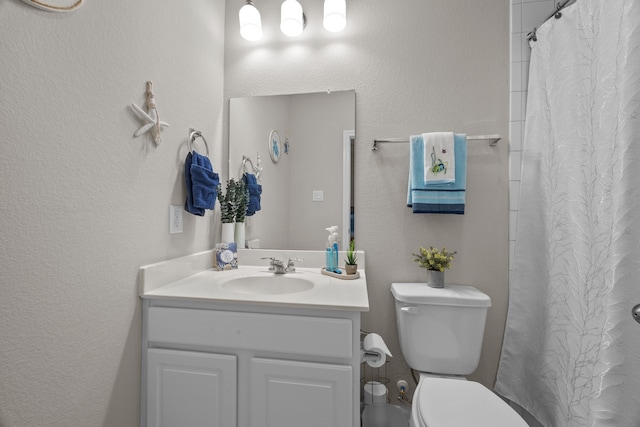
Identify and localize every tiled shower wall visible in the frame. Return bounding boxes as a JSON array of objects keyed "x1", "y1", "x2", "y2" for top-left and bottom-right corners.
[{"x1": 509, "y1": 0, "x2": 556, "y2": 273}]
